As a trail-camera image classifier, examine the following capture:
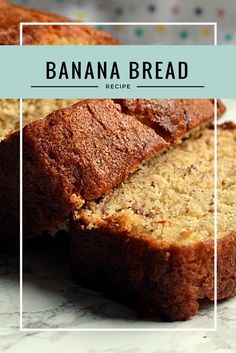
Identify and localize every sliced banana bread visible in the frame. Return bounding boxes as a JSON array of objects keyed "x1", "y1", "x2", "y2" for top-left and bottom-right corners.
[
  {"x1": 71, "y1": 123, "x2": 236, "y2": 321},
  {"x1": 0, "y1": 99, "x2": 223, "y2": 251}
]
